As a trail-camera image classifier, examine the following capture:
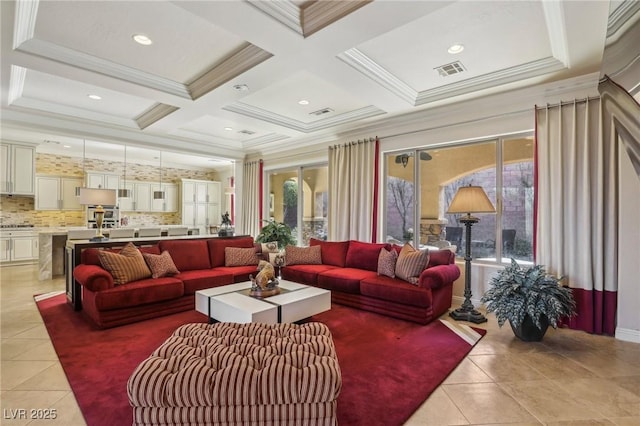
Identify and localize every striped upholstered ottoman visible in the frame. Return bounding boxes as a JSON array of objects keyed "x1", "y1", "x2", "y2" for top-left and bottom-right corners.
[{"x1": 127, "y1": 322, "x2": 342, "y2": 426}]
